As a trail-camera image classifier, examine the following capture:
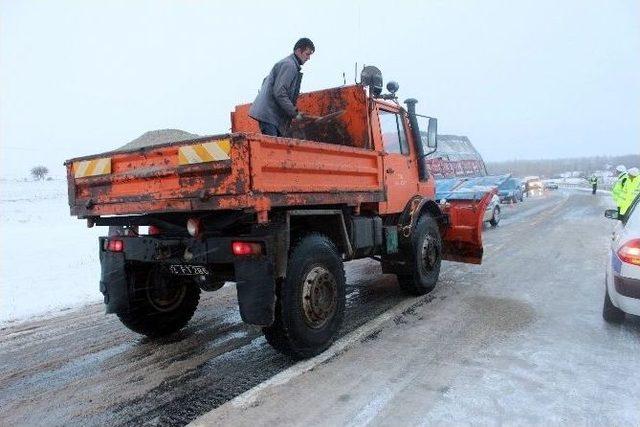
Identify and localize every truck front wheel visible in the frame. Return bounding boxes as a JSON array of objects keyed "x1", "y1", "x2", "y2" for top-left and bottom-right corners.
[
  {"x1": 263, "y1": 234, "x2": 346, "y2": 359},
  {"x1": 117, "y1": 268, "x2": 200, "y2": 337},
  {"x1": 396, "y1": 214, "x2": 442, "y2": 296}
]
